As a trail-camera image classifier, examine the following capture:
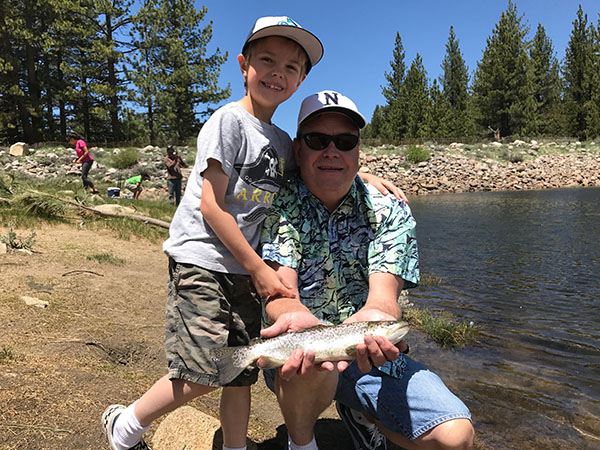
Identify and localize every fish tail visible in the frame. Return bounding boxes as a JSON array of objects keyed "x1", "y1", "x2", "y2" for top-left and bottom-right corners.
[{"x1": 210, "y1": 346, "x2": 254, "y2": 386}]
